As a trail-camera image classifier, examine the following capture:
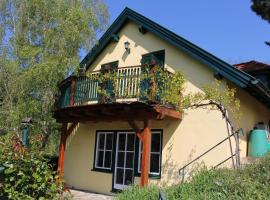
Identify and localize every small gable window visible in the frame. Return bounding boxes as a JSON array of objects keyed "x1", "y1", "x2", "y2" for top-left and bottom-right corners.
[
  {"x1": 141, "y1": 50, "x2": 165, "y2": 68},
  {"x1": 94, "y1": 132, "x2": 114, "y2": 171},
  {"x1": 101, "y1": 61, "x2": 119, "y2": 72}
]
